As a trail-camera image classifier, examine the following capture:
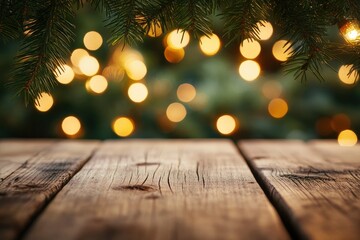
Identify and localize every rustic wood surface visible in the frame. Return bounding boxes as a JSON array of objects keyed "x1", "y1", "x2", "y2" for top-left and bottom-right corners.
[
  {"x1": 0, "y1": 140, "x2": 99, "y2": 240},
  {"x1": 25, "y1": 140, "x2": 288, "y2": 240},
  {"x1": 239, "y1": 140, "x2": 360, "y2": 240}
]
